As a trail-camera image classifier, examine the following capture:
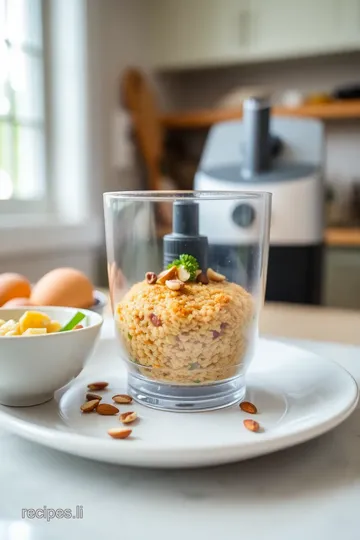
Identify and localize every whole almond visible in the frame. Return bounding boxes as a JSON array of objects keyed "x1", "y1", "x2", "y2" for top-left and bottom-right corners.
[
  {"x1": 157, "y1": 266, "x2": 177, "y2": 284},
  {"x1": 145, "y1": 271, "x2": 157, "y2": 284},
  {"x1": 112, "y1": 394, "x2": 133, "y2": 404},
  {"x1": 177, "y1": 266, "x2": 191, "y2": 282},
  {"x1": 120, "y1": 411, "x2": 137, "y2": 424},
  {"x1": 80, "y1": 399, "x2": 100, "y2": 413},
  {"x1": 108, "y1": 427, "x2": 132, "y2": 439},
  {"x1": 87, "y1": 381, "x2": 109, "y2": 391},
  {"x1": 243, "y1": 419, "x2": 260, "y2": 432},
  {"x1": 96, "y1": 403, "x2": 119, "y2": 416},
  {"x1": 86, "y1": 392, "x2": 102, "y2": 401},
  {"x1": 240, "y1": 401, "x2": 258, "y2": 414},
  {"x1": 196, "y1": 272, "x2": 209, "y2": 284},
  {"x1": 207, "y1": 268, "x2": 226, "y2": 282},
  {"x1": 165, "y1": 279, "x2": 185, "y2": 291}
]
